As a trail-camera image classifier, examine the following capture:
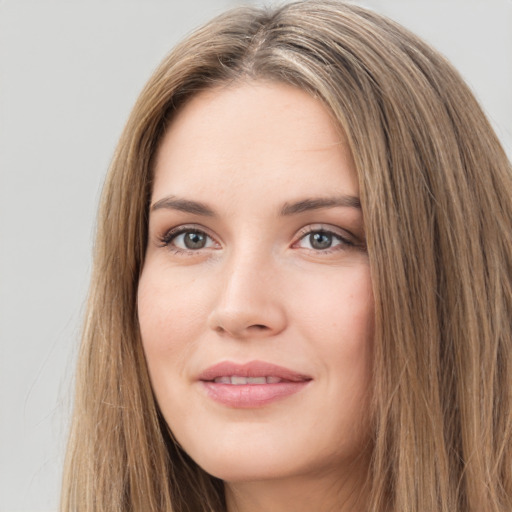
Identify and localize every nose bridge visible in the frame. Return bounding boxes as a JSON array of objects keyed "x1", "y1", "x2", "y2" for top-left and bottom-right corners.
[{"x1": 208, "y1": 242, "x2": 286, "y2": 338}]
